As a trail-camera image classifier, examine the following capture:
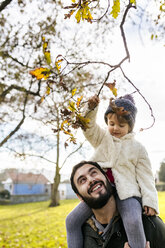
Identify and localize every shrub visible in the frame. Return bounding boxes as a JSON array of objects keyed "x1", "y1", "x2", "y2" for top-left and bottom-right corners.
[{"x1": 0, "y1": 189, "x2": 10, "y2": 199}]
